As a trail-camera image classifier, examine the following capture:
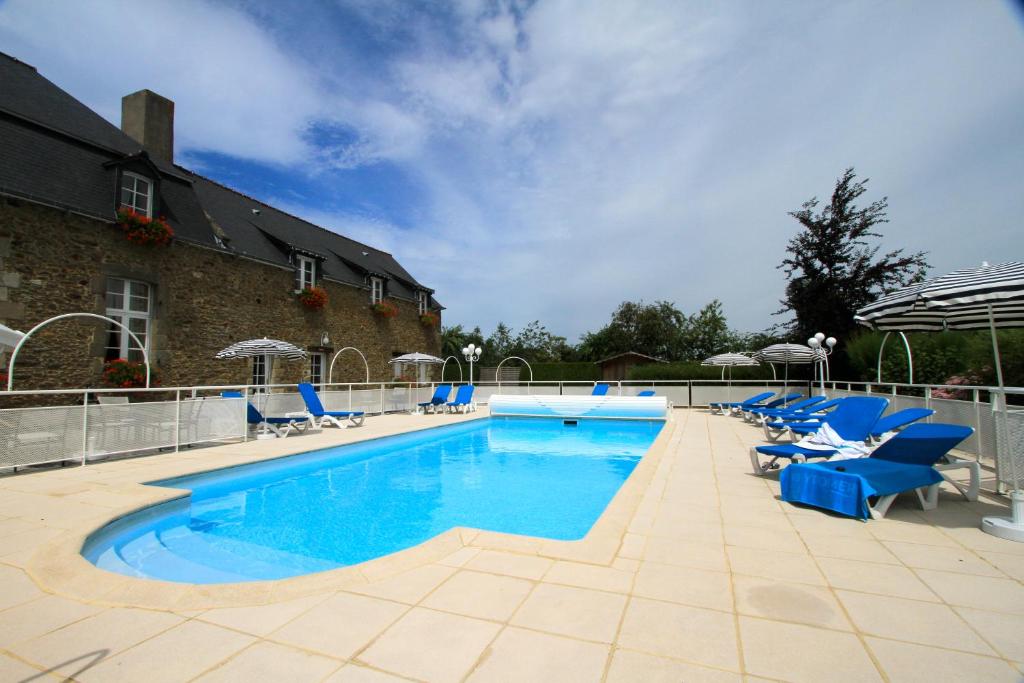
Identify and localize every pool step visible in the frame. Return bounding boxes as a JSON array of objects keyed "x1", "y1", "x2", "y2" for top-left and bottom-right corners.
[{"x1": 113, "y1": 530, "x2": 252, "y2": 583}]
